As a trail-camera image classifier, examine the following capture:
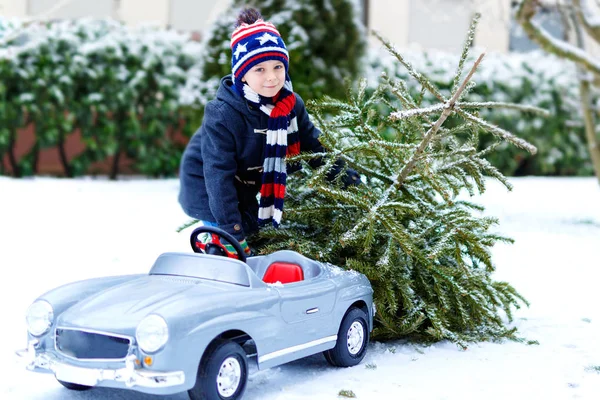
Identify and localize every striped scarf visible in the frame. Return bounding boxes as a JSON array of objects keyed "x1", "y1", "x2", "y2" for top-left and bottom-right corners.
[{"x1": 242, "y1": 77, "x2": 299, "y2": 228}]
